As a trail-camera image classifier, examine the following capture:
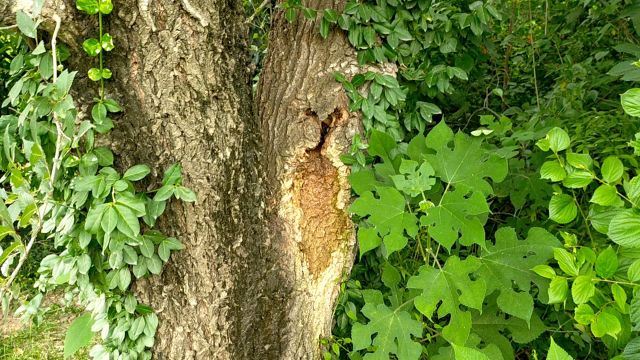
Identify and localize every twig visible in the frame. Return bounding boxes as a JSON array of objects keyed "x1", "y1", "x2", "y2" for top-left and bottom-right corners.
[
  {"x1": 528, "y1": 0, "x2": 541, "y2": 110},
  {"x1": 52, "y1": 15, "x2": 61, "y2": 82},
  {"x1": 245, "y1": 0, "x2": 270, "y2": 24}
]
